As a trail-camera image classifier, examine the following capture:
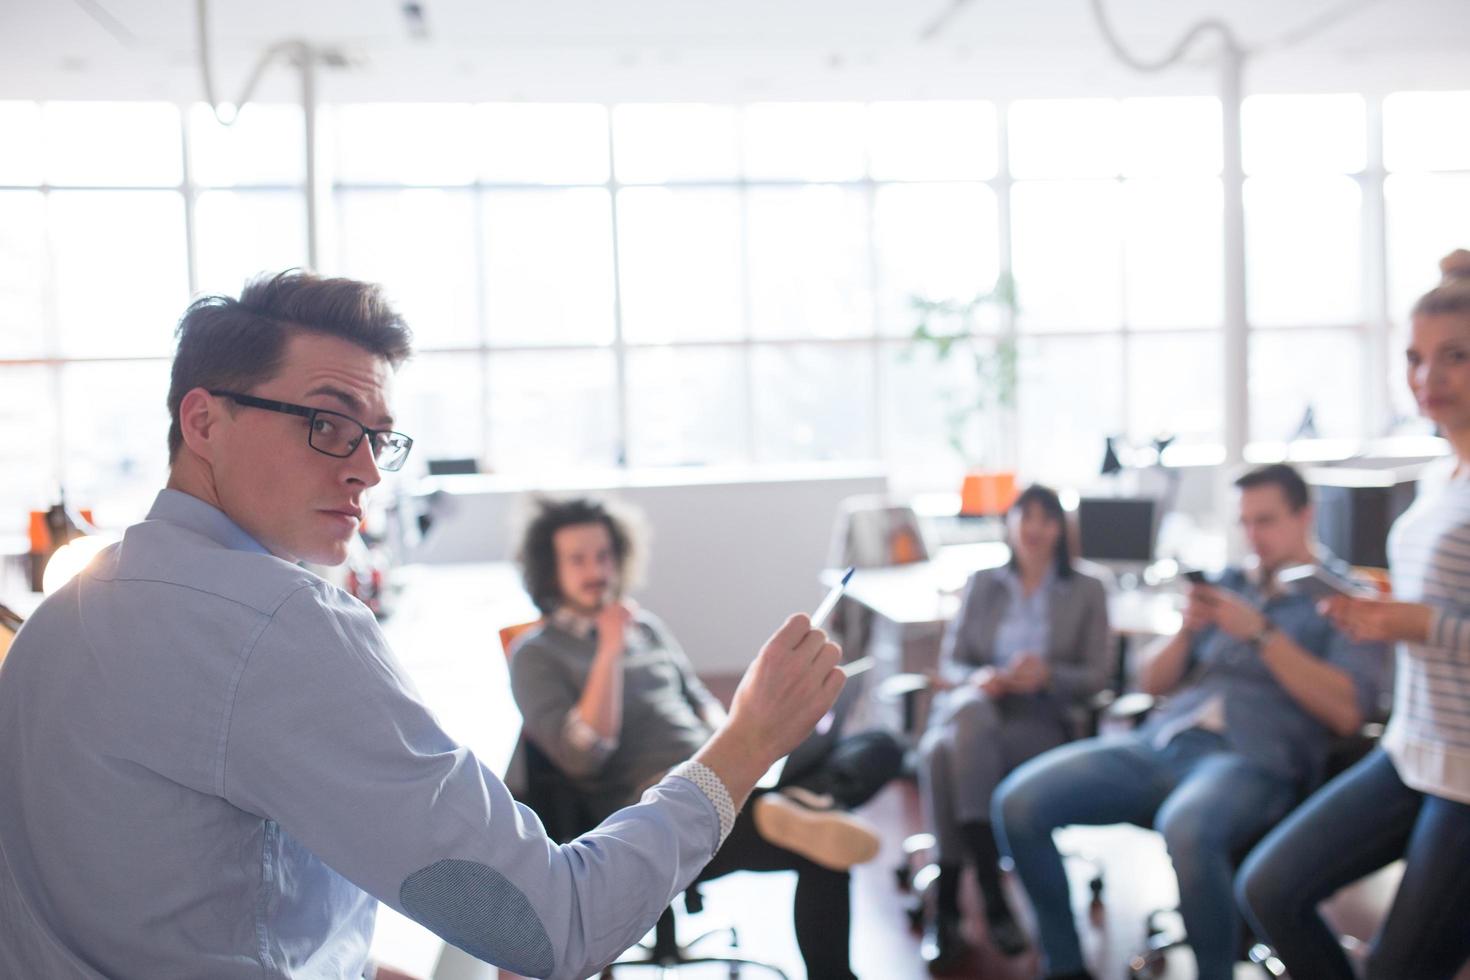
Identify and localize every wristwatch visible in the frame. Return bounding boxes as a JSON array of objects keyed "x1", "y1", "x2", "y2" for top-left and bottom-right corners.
[{"x1": 1249, "y1": 620, "x2": 1277, "y2": 647}]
